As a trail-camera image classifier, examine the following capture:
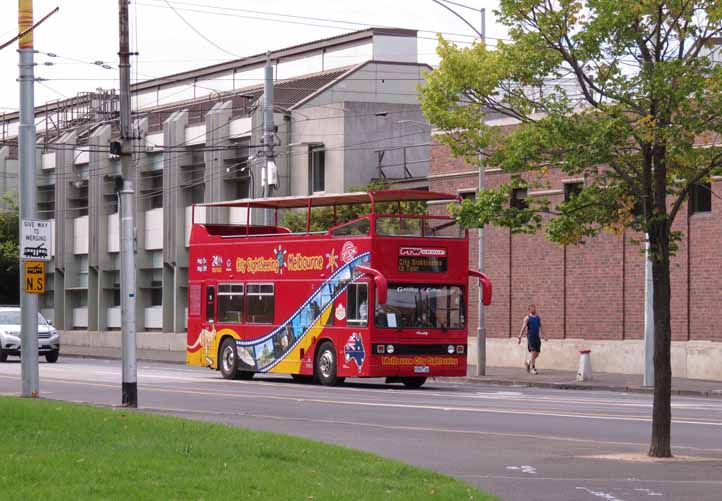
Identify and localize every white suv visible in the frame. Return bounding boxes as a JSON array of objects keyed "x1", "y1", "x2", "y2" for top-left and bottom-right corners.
[{"x1": 0, "y1": 306, "x2": 60, "y2": 363}]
